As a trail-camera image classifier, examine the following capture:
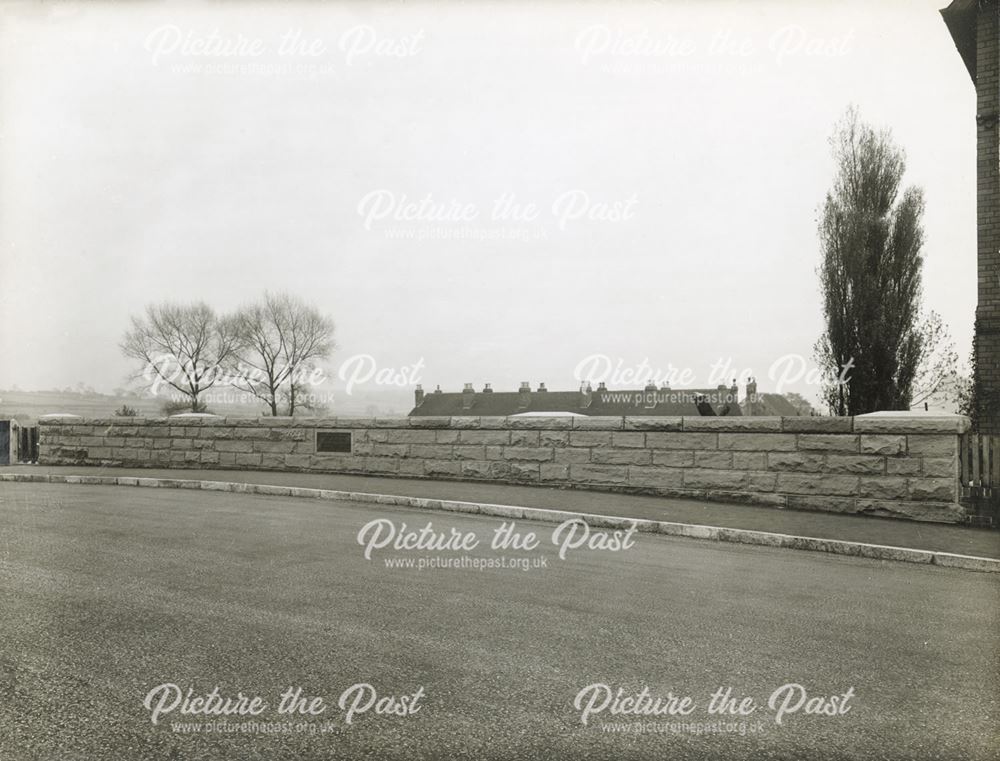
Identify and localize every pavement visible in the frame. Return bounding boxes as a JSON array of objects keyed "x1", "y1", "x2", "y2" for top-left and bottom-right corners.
[
  {"x1": 0, "y1": 482, "x2": 997, "y2": 761},
  {"x1": 1, "y1": 465, "x2": 998, "y2": 560}
]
